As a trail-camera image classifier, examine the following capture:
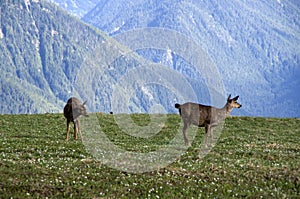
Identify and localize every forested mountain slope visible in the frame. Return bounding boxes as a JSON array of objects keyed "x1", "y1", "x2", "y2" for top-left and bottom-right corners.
[{"x1": 0, "y1": 0, "x2": 122, "y2": 113}]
